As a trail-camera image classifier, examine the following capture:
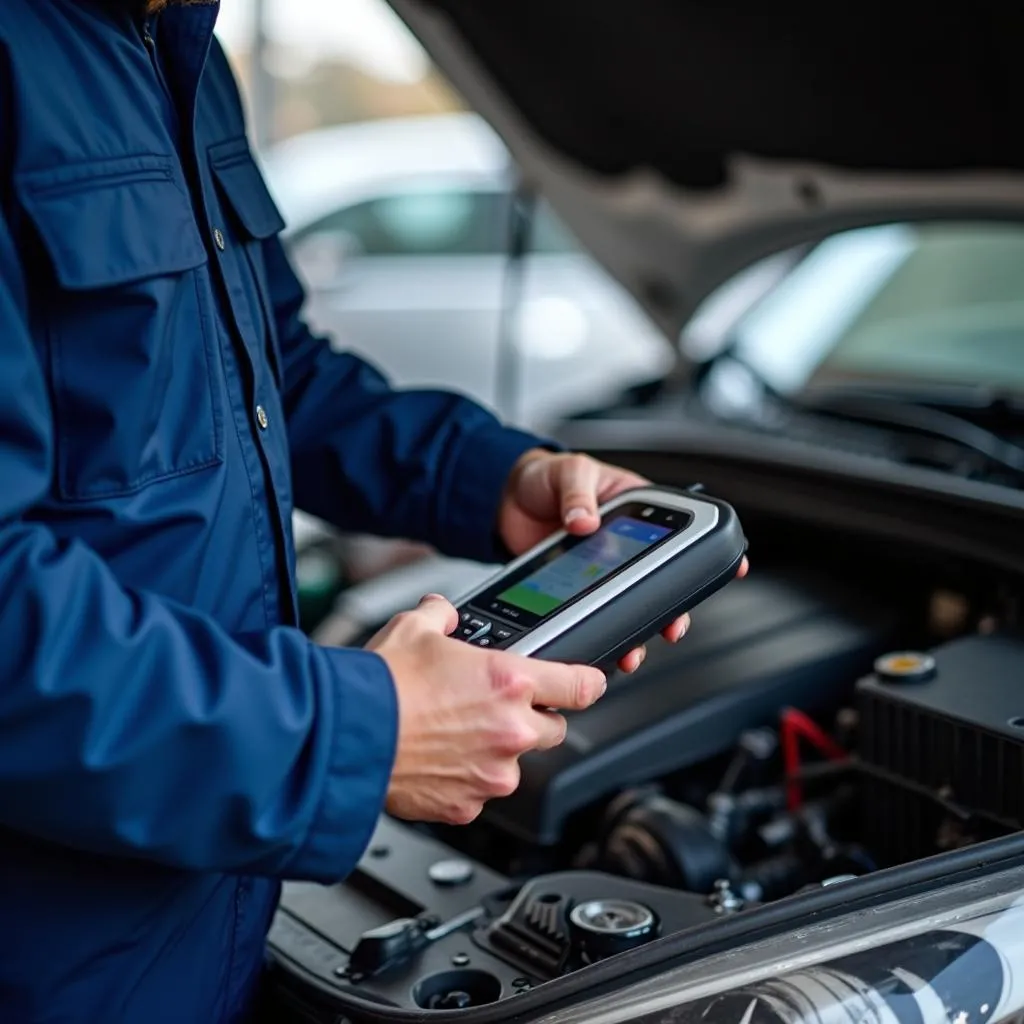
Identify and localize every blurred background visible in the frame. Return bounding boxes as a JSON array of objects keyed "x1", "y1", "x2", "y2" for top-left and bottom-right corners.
[{"x1": 219, "y1": 0, "x2": 460, "y2": 149}]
